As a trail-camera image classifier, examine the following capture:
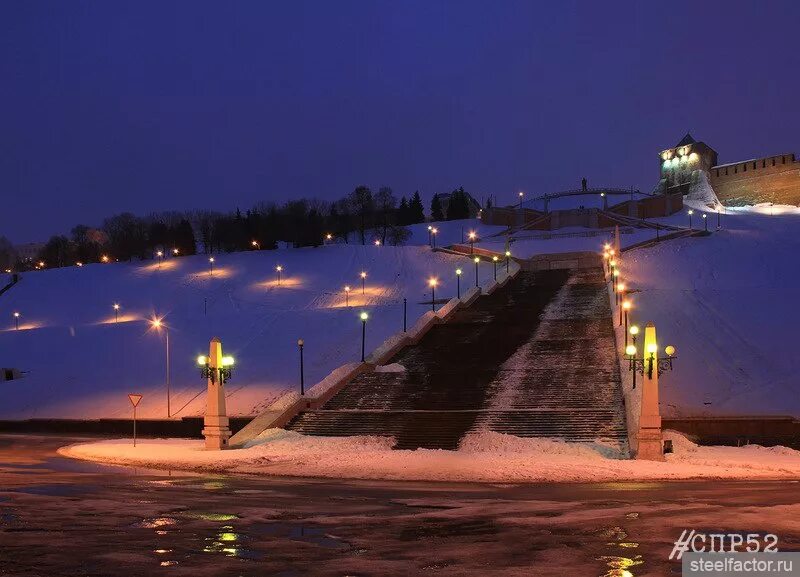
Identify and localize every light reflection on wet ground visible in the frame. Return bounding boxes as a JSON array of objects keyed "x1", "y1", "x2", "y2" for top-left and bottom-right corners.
[{"x1": 1, "y1": 434, "x2": 799, "y2": 576}]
